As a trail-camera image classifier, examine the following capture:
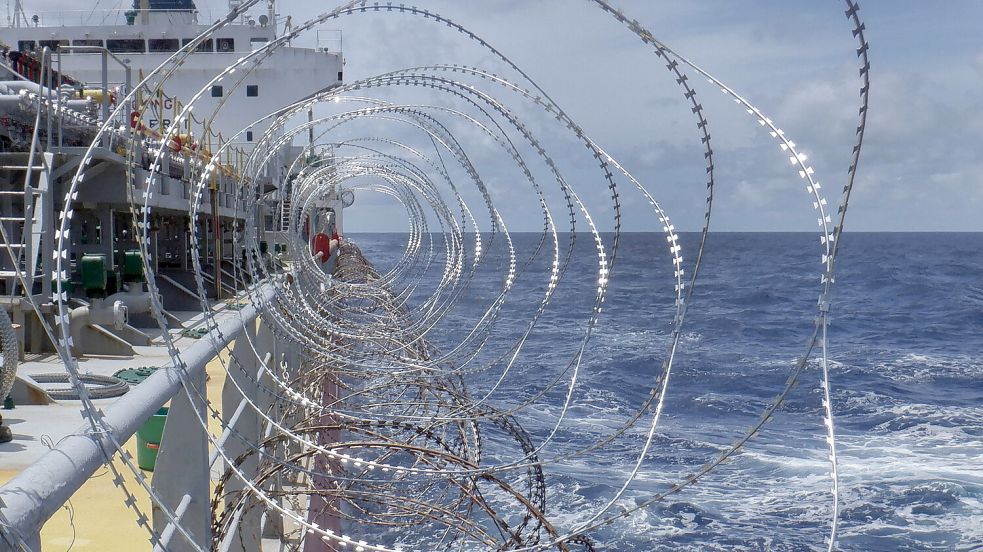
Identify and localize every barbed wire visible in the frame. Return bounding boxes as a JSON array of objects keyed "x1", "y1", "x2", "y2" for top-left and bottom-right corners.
[{"x1": 3, "y1": 1, "x2": 870, "y2": 550}]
